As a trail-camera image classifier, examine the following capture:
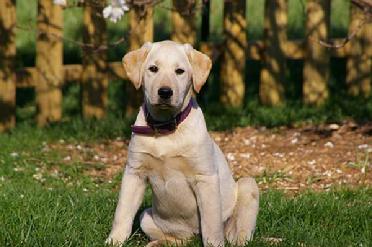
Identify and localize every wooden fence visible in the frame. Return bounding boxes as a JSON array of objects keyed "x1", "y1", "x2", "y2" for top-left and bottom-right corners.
[{"x1": 0, "y1": 0, "x2": 371, "y2": 132}]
